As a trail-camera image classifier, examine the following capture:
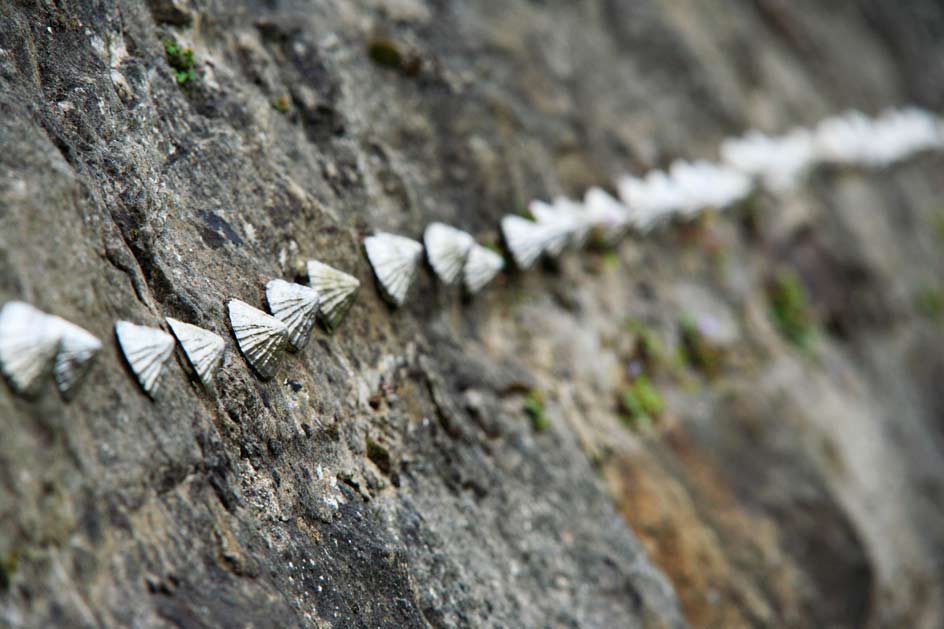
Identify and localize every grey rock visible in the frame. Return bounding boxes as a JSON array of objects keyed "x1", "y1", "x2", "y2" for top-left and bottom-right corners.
[{"x1": 1, "y1": 1, "x2": 943, "y2": 628}]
